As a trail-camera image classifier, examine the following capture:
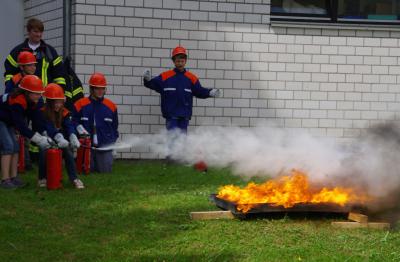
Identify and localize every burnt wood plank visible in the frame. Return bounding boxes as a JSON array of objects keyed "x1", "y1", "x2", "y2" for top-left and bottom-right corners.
[
  {"x1": 190, "y1": 211, "x2": 234, "y2": 220},
  {"x1": 348, "y1": 212, "x2": 368, "y2": 223},
  {"x1": 210, "y1": 194, "x2": 354, "y2": 215},
  {"x1": 331, "y1": 221, "x2": 390, "y2": 229}
]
